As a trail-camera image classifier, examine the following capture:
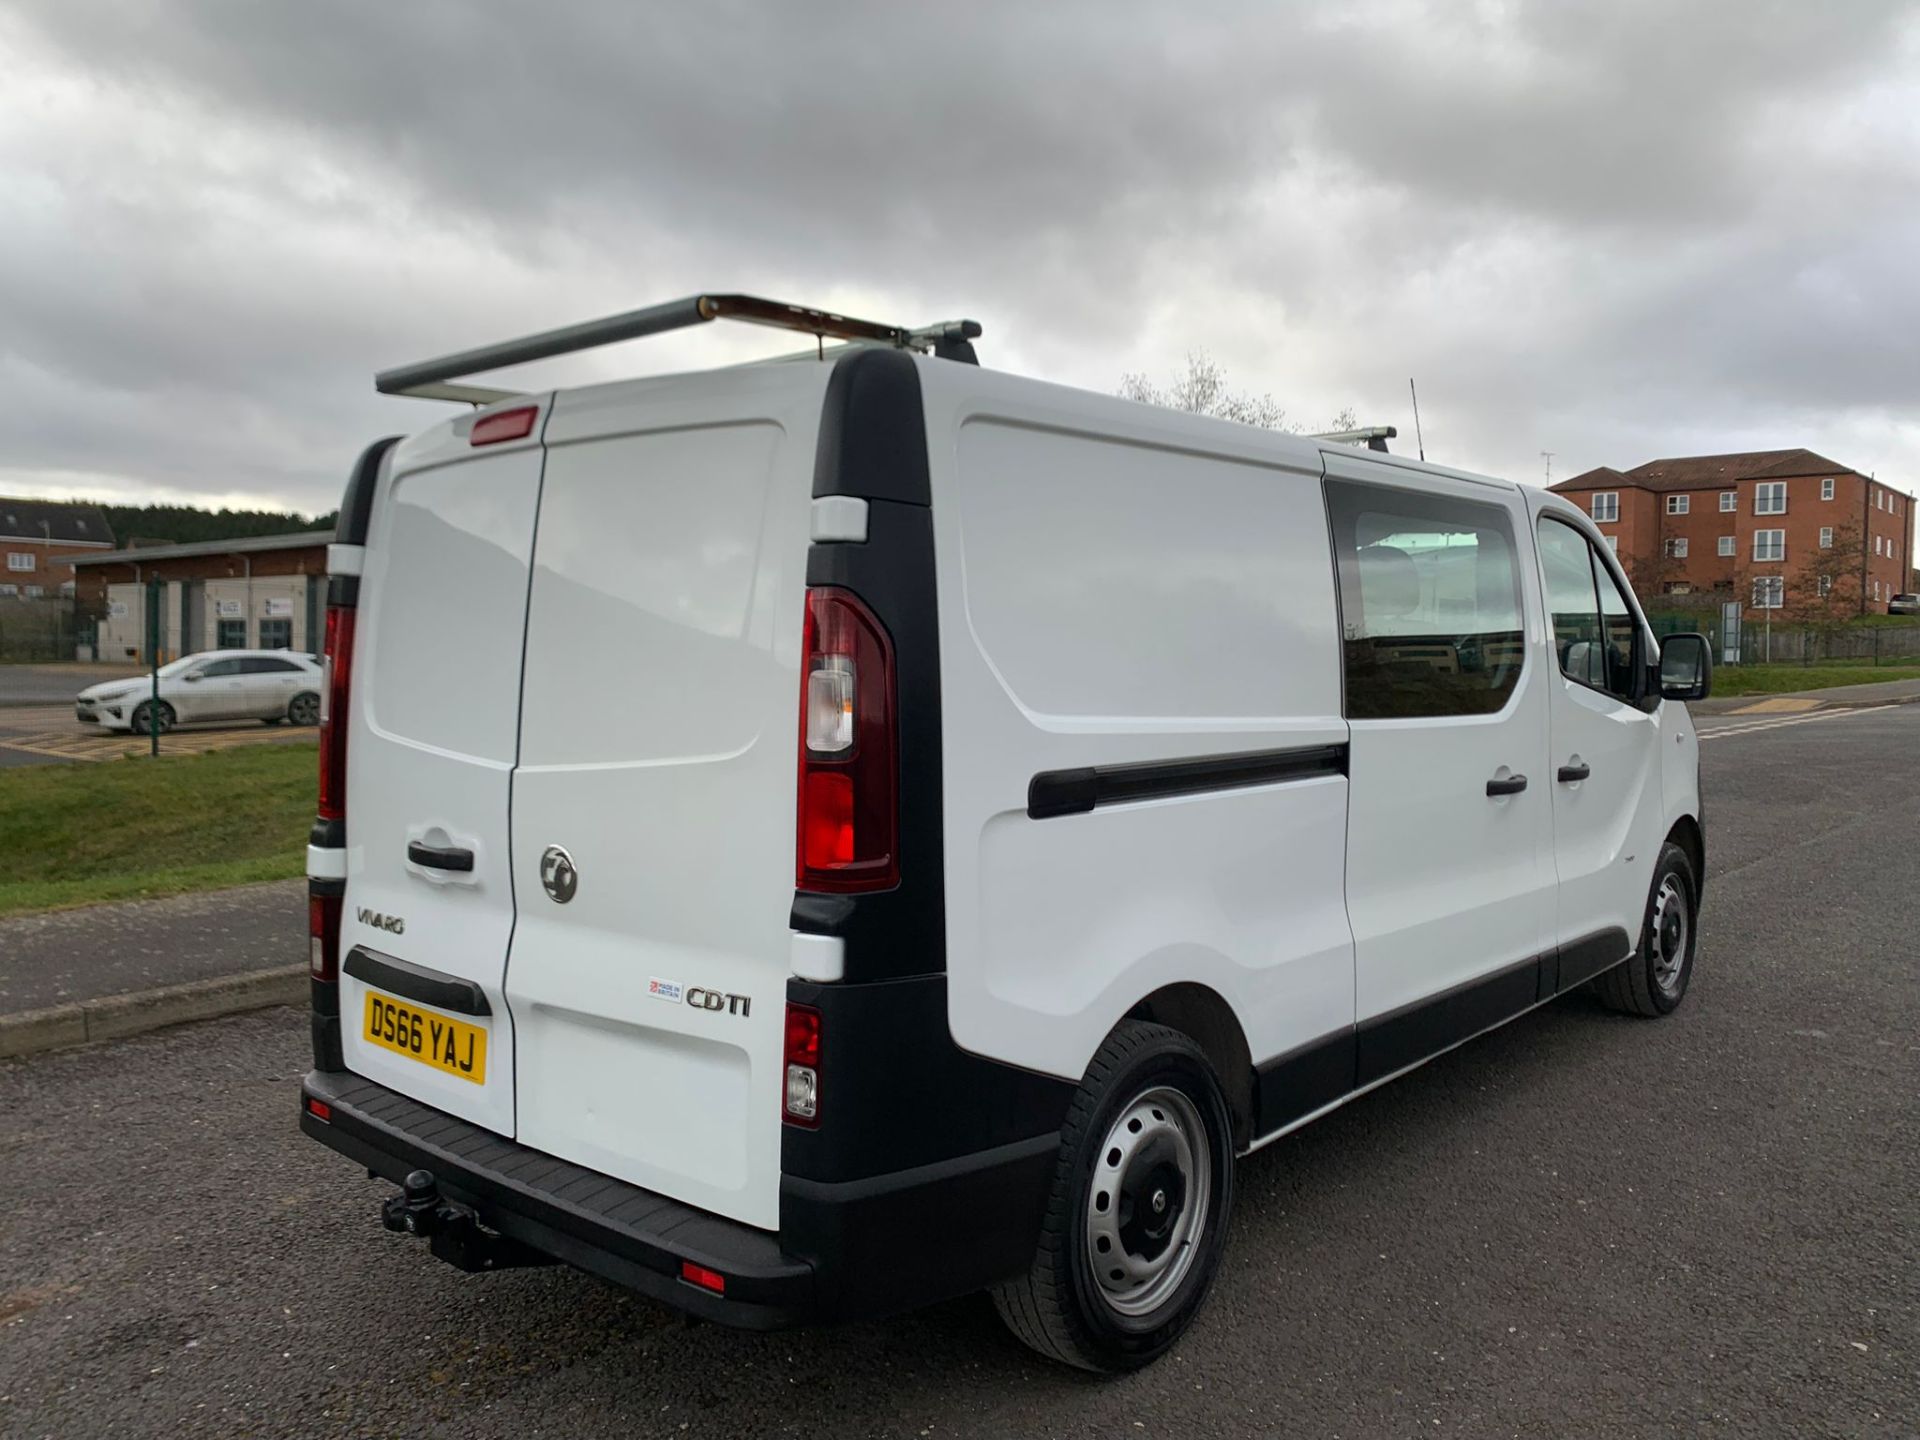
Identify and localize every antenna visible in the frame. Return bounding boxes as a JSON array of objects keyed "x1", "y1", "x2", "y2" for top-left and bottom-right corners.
[
  {"x1": 1541, "y1": 450, "x2": 1555, "y2": 484},
  {"x1": 1408, "y1": 378, "x2": 1426, "y2": 461}
]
